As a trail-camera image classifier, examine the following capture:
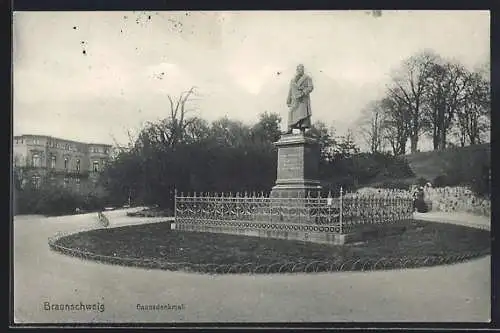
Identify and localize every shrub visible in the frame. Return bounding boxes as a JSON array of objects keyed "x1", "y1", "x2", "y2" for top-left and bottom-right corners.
[
  {"x1": 321, "y1": 152, "x2": 415, "y2": 191},
  {"x1": 14, "y1": 183, "x2": 108, "y2": 216},
  {"x1": 31, "y1": 186, "x2": 81, "y2": 216},
  {"x1": 406, "y1": 143, "x2": 490, "y2": 197}
]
